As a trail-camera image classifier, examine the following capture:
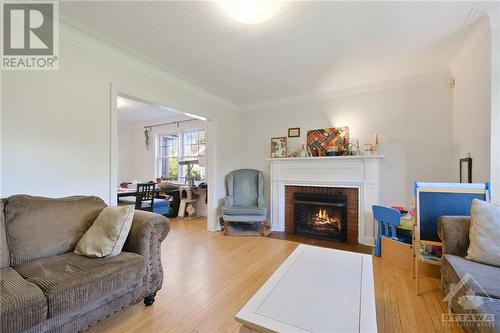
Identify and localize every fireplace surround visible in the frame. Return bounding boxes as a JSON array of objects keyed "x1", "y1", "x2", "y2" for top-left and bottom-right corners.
[{"x1": 268, "y1": 155, "x2": 382, "y2": 246}]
